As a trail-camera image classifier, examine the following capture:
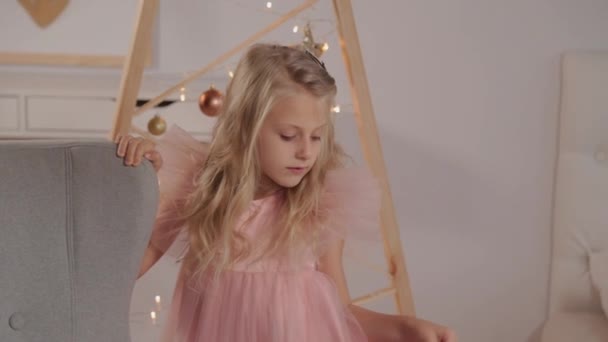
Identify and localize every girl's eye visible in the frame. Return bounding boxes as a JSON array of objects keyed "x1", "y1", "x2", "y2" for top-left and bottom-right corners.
[
  {"x1": 311, "y1": 136, "x2": 322, "y2": 141},
  {"x1": 280, "y1": 134, "x2": 295, "y2": 141}
]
